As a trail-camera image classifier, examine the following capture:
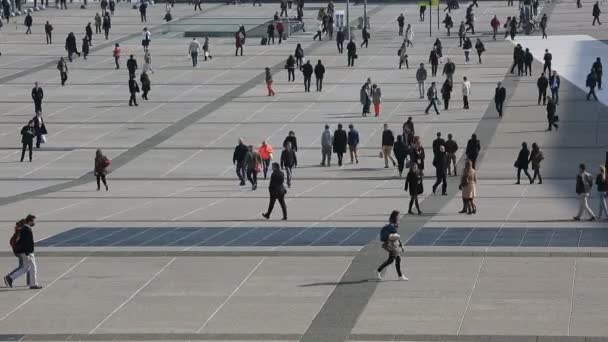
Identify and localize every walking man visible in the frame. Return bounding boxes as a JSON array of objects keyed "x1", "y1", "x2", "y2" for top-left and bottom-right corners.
[
  {"x1": 494, "y1": 82, "x2": 506, "y2": 118},
  {"x1": 425, "y1": 82, "x2": 440, "y2": 115},
  {"x1": 321, "y1": 124, "x2": 332, "y2": 166},
  {"x1": 302, "y1": 60, "x2": 313, "y2": 92},
  {"x1": 537, "y1": 72, "x2": 548, "y2": 105},
  {"x1": 549, "y1": 70, "x2": 560, "y2": 105},
  {"x1": 20, "y1": 121, "x2": 35, "y2": 162},
  {"x1": 347, "y1": 38, "x2": 356, "y2": 67},
  {"x1": 515, "y1": 142, "x2": 533, "y2": 184},
  {"x1": 381, "y1": 124, "x2": 396, "y2": 168},
  {"x1": 445, "y1": 133, "x2": 458, "y2": 176},
  {"x1": 586, "y1": 69, "x2": 599, "y2": 101},
  {"x1": 280, "y1": 142, "x2": 297, "y2": 187},
  {"x1": 416, "y1": 63, "x2": 427, "y2": 99},
  {"x1": 543, "y1": 49, "x2": 552, "y2": 74},
  {"x1": 127, "y1": 55, "x2": 138, "y2": 79},
  {"x1": 314, "y1": 59, "x2": 325, "y2": 92},
  {"x1": 546, "y1": 97, "x2": 558, "y2": 131},
  {"x1": 574, "y1": 163, "x2": 596, "y2": 221},
  {"x1": 592, "y1": 57, "x2": 603, "y2": 90},
  {"x1": 462, "y1": 76, "x2": 471, "y2": 109},
  {"x1": 432, "y1": 145, "x2": 448, "y2": 195},
  {"x1": 233, "y1": 138, "x2": 248, "y2": 186},
  {"x1": 333, "y1": 123, "x2": 347, "y2": 166},
  {"x1": 592, "y1": 1, "x2": 601, "y2": 25},
  {"x1": 45, "y1": 21, "x2": 53, "y2": 44},
  {"x1": 348, "y1": 124, "x2": 359, "y2": 164},
  {"x1": 24, "y1": 13, "x2": 32, "y2": 34},
  {"x1": 336, "y1": 28, "x2": 345, "y2": 54},
  {"x1": 376, "y1": 210, "x2": 408, "y2": 281},
  {"x1": 128, "y1": 76, "x2": 139, "y2": 106},
  {"x1": 524, "y1": 48, "x2": 533, "y2": 76},
  {"x1": 397, "y1": 13, "x2": 405, "y2": 35},
  {"x1": 262, "y1": 163, "x2": 288, "y2": 220},
  {"x1": 4, "y1": 214, "x2": 42, "y2": 289},
  {"x1": 31, "y1": 82, "x2": 43, "y2": 114},
  {"x1": 188, "y1": 38, "x2": 200, "y2": 67}
]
